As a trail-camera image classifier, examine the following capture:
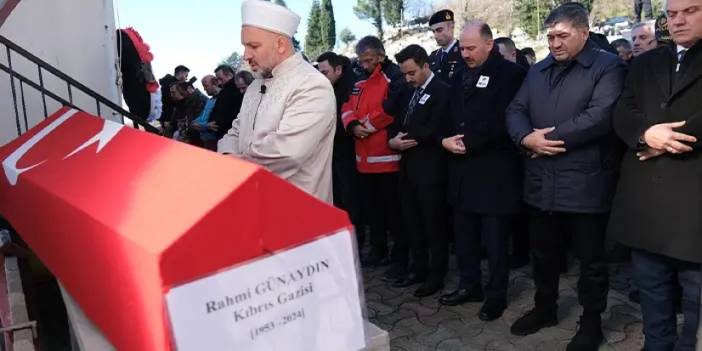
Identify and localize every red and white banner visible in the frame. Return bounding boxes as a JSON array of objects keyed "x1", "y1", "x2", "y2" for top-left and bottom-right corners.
[{"x1": 0, "y1": 108, "x2": 362, "y2": 350}]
